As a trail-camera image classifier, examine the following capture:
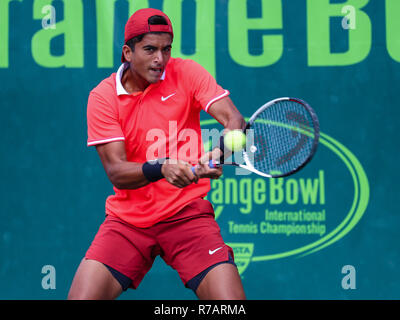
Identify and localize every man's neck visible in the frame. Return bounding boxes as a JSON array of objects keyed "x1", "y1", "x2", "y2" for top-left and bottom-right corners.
[{"x1": 121, "y1": 67, "x2": 149, "y2": 93}]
